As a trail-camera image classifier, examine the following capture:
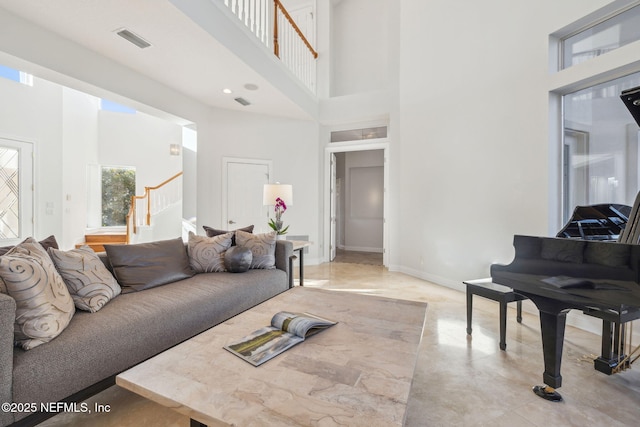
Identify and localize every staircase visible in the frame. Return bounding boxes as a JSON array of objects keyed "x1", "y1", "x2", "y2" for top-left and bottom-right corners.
[
  {"x1": 76, "y1": 172, "x2": 183, "y2": 251},
  {"x1": 77, "y1": 232, "x2": 127, "y2": 252}
]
